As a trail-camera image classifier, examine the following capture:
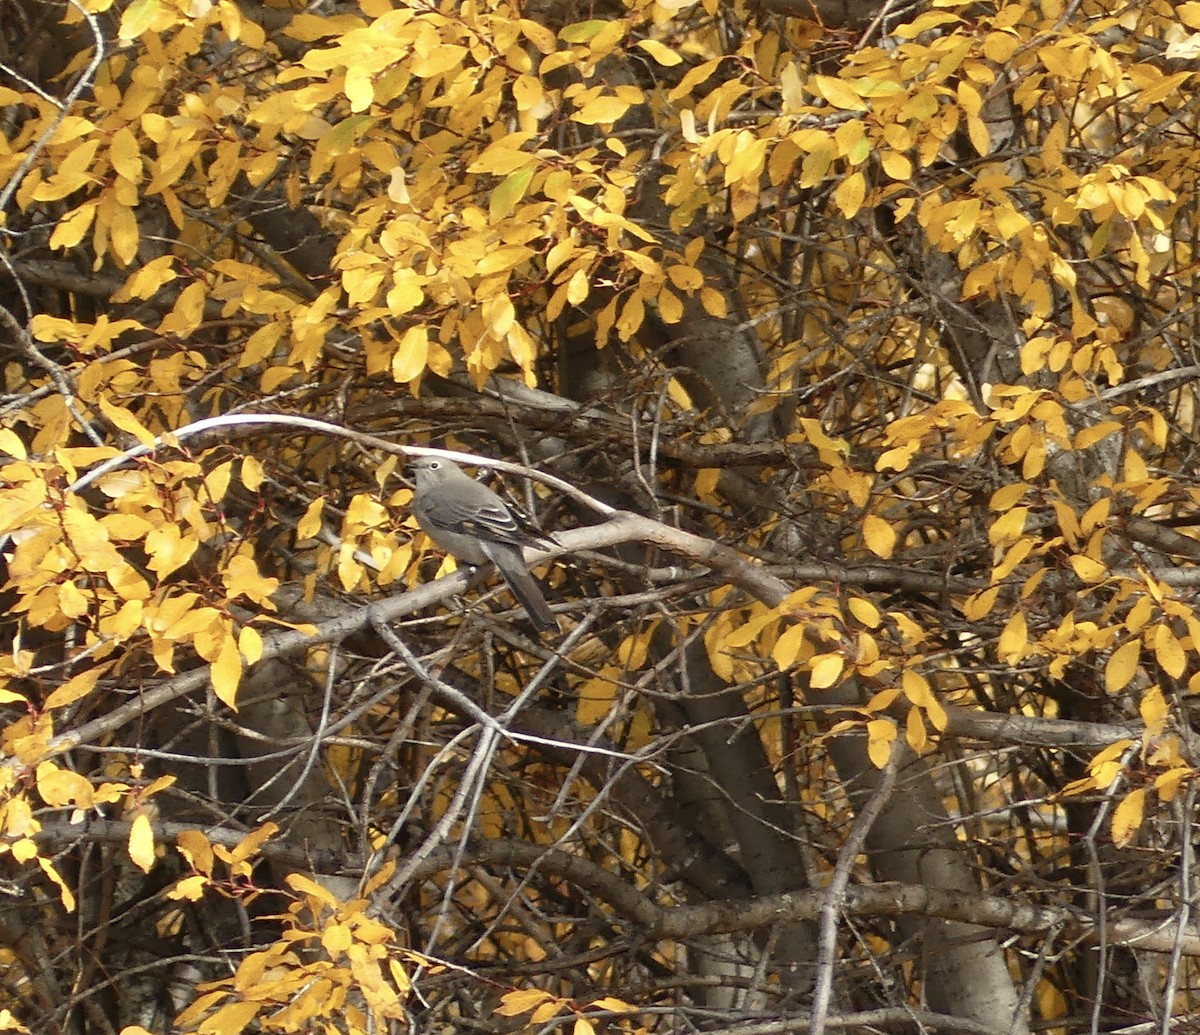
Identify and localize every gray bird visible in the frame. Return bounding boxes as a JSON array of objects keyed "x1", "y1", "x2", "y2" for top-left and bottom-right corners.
[{"x1": 410, "y1": 456, "x2": 558, "y2": 632}]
